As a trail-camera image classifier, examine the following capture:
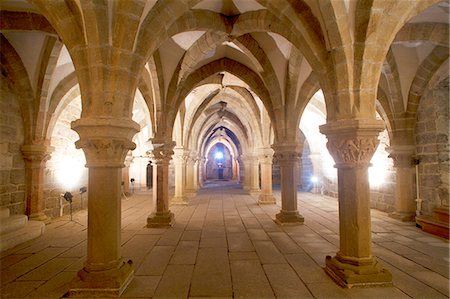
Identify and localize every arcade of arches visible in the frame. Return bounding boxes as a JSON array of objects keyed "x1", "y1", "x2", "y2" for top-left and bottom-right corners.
[{"x1": 0, "y1": 0, "x2": 449, "y2": 297}]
